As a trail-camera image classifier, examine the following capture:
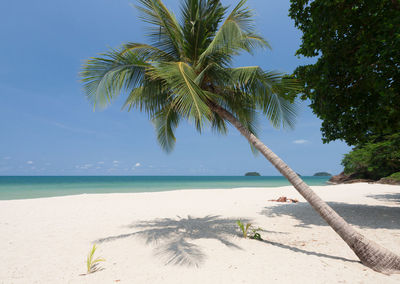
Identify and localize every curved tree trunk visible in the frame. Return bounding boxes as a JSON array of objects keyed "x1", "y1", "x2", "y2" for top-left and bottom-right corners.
[{"x1": 211, "y1": 104, "x2": 400, "y2": 274}]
